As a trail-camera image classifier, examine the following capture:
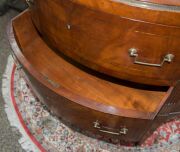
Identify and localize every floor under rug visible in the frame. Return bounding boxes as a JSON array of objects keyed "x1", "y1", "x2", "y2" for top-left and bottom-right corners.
[{"x1": 2, "y1": 56, "x2": 180, "y2": 152}]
